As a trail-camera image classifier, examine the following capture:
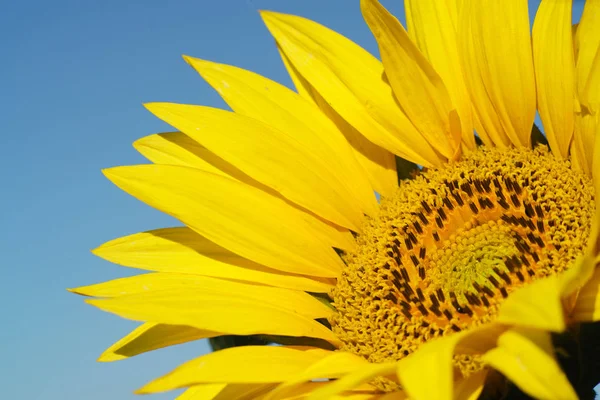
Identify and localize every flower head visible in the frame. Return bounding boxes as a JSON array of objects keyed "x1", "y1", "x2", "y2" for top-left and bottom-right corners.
[{"x1": 73, "y1": 0, "x2": 600, "y2": 399}]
